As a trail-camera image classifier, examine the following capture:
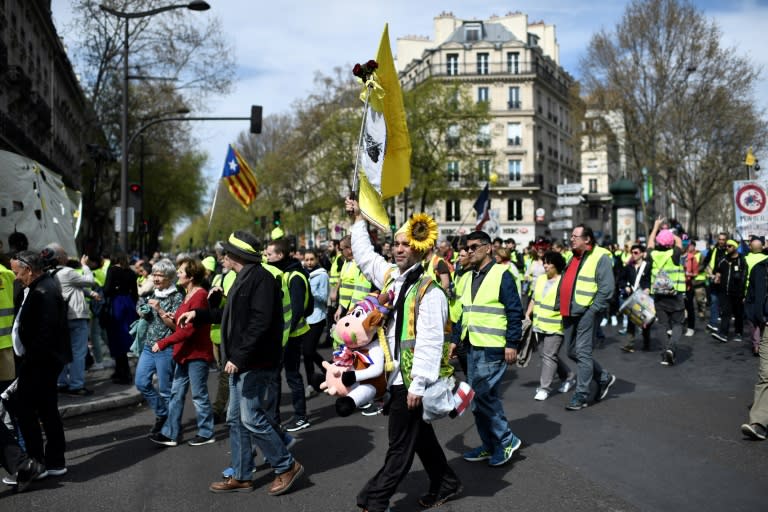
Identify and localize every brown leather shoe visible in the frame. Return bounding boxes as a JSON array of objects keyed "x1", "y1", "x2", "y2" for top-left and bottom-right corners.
[
  {"x1": 267, "y1": 460, "x2": 304, "y2": 496},
  {"x1": 209, "y1": 476, "x2": 253, "y2": 493}
]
